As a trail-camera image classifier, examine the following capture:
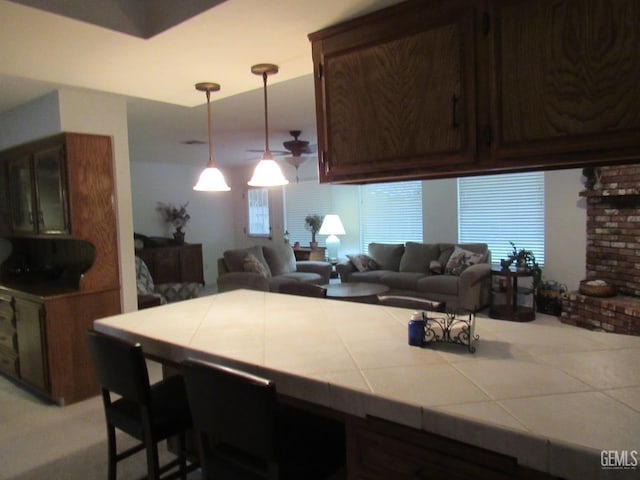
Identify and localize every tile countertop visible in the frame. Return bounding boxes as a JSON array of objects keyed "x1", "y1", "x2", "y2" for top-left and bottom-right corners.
[{"x1": 94, "y1": 289, "x2": 640, "y2": 480}]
